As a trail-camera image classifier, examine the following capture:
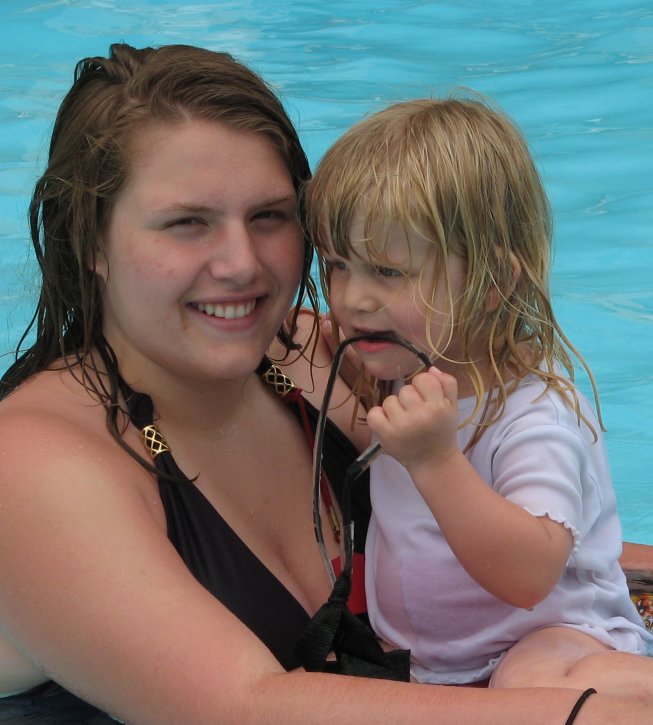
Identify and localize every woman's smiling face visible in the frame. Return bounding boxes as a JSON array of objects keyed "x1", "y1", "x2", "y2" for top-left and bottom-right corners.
[{"x1": 96, "y1": 118, "x2": 304, "y2": 387}]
